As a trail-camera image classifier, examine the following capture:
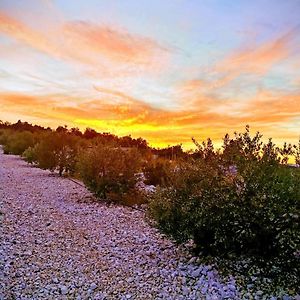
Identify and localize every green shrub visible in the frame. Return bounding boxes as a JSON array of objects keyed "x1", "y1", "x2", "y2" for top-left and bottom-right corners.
[
  {"x1": 77, "y1": 145, "x2": 143, "y2": 203},
  {"x1": 22, "y1": 146, "x2": 38, "y2": 164},
  {"x1": 143, "y1": 157, "x2": 172, "y2": 186},
  {"x1": 29, "y1": 132, "x2": 81, "y2": 175},
  {"x1": 149, "y1": 159, "x2": 229, "y2": 247},
  {"x1": 0, "y1": 129, "x2": 9, "y2": 148},
  {"x1": 149, "y1": 128, "x2": 300, "y2": 264},
  {"x1": 2, "y1": 131, "x2": 35, "y2": 155}
]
